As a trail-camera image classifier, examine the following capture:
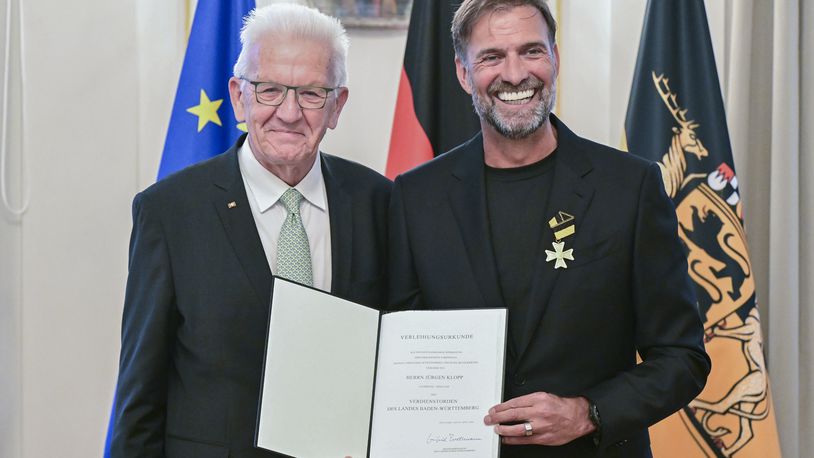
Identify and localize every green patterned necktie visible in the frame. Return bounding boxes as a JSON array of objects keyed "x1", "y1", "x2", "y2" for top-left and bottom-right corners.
[{"x1": 276, "y1": 188, "x2": 313, "y2": 286}]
